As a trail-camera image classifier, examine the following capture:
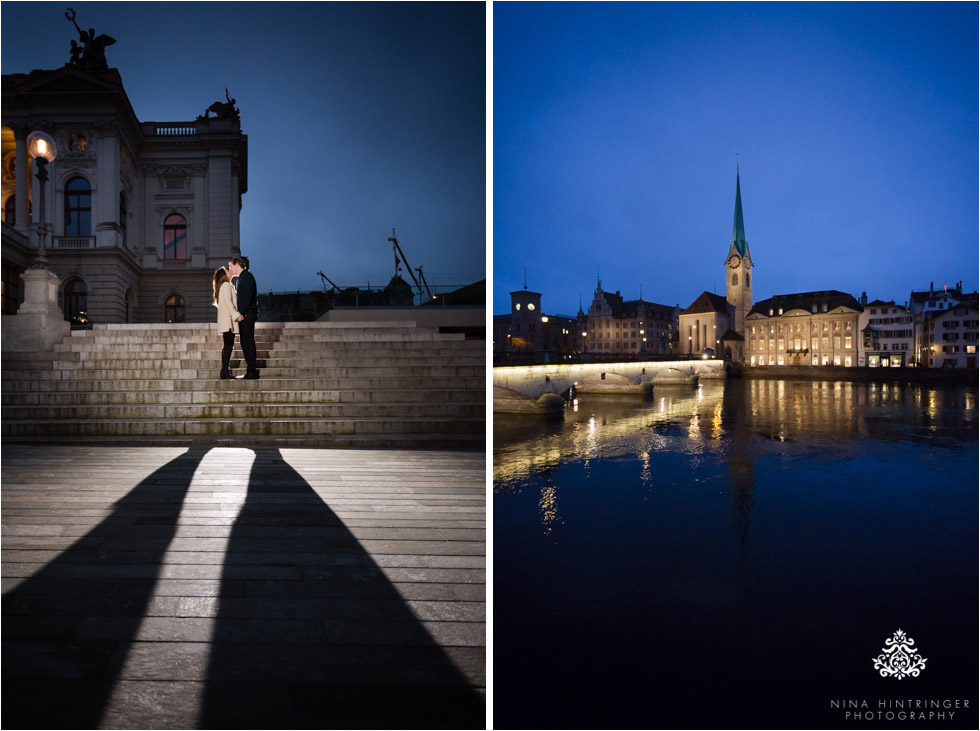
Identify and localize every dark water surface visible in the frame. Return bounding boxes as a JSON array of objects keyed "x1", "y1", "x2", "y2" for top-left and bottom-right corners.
[{"x1": 494, "y1": 380, "x2": 978, "y2": 730}]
